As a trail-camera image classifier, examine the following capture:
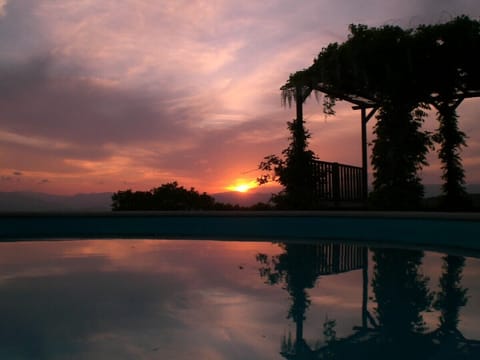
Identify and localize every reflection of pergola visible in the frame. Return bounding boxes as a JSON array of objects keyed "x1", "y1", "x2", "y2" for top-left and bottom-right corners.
[
  {"x1": 279, "y1": 244, "x2": 480, "y2": 359},
  {"x1": 280, "y1": 243, "x2": 369, "y2": 359},
  {"x1": 313, "y1": 319, "x2": 480, "y2": 359},
  {"x1": 294, "y1": 83, "x2": 480, "y2": 202}
]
